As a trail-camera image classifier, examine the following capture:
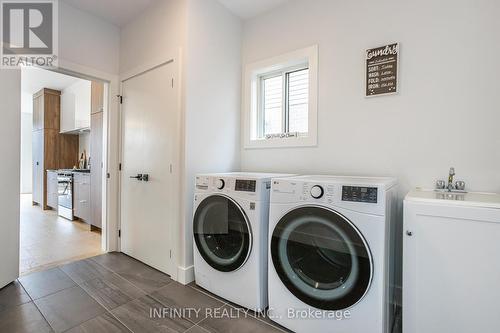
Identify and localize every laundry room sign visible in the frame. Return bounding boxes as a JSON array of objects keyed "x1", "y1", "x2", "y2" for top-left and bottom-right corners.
[{"x1": 366, "y1": 43, "x2": 399, "y2": 97}]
